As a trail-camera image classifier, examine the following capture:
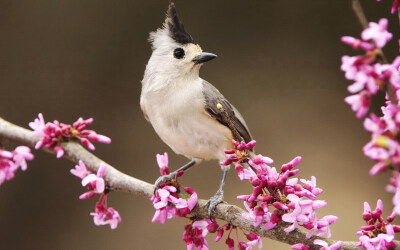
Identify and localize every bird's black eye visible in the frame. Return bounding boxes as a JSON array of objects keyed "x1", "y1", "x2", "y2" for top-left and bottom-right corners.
[{"x1": 173, "y1": 48, "x2": 185, "y2": 59}]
